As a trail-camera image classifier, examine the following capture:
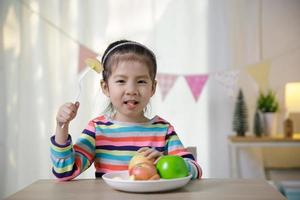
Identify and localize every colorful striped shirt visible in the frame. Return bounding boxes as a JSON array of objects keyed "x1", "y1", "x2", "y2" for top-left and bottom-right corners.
[{"x1": 50, "y1": 115, "x2": 202, "y2": 180}]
